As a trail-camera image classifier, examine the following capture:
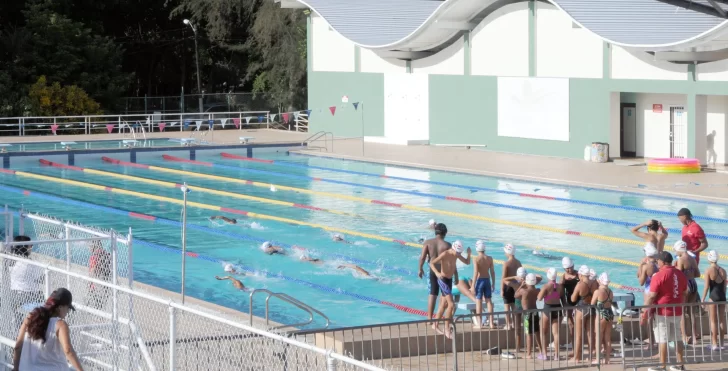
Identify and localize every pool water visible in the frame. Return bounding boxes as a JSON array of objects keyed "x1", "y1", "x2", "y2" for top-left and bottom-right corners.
[
  {"x1": 1, "y1": 151, "x2": 726, "y2": 329},
  {"x1": 0, "y1": 139, "x2": 187, "y2": 152}
]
